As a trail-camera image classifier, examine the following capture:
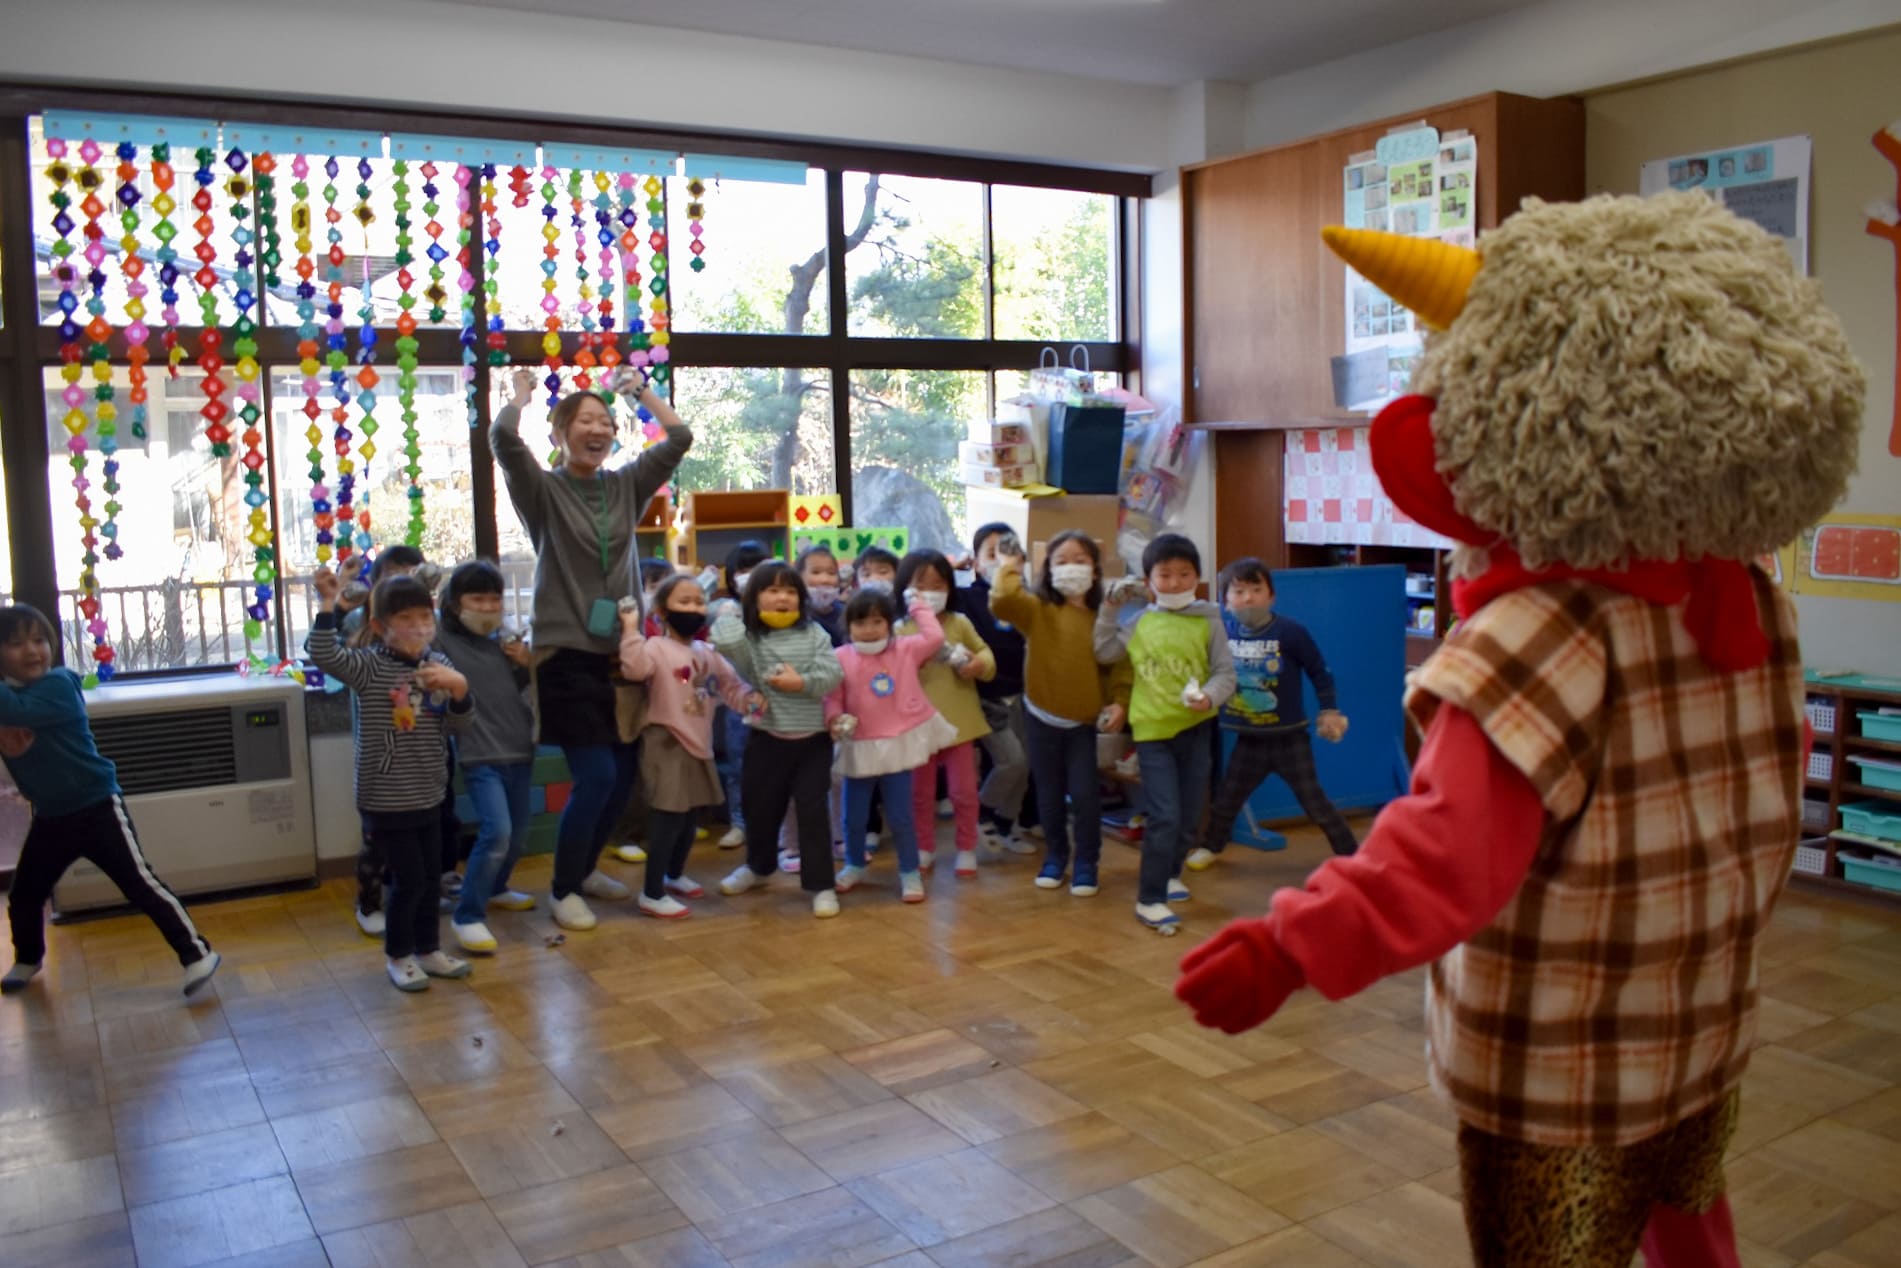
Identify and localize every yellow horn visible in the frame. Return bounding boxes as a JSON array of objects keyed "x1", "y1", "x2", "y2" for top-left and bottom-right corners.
[{"x1": 1321, "y1": 226, "x2": 1480, "y2": 332}]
